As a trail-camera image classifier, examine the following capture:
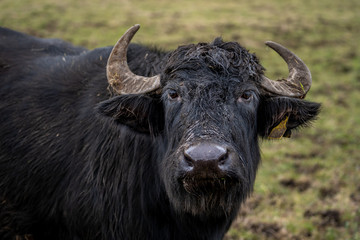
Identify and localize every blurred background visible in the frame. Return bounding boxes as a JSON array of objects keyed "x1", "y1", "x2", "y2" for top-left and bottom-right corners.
[{"x1": 1, "y1": 0, "x2": 359, "y2": 239}]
